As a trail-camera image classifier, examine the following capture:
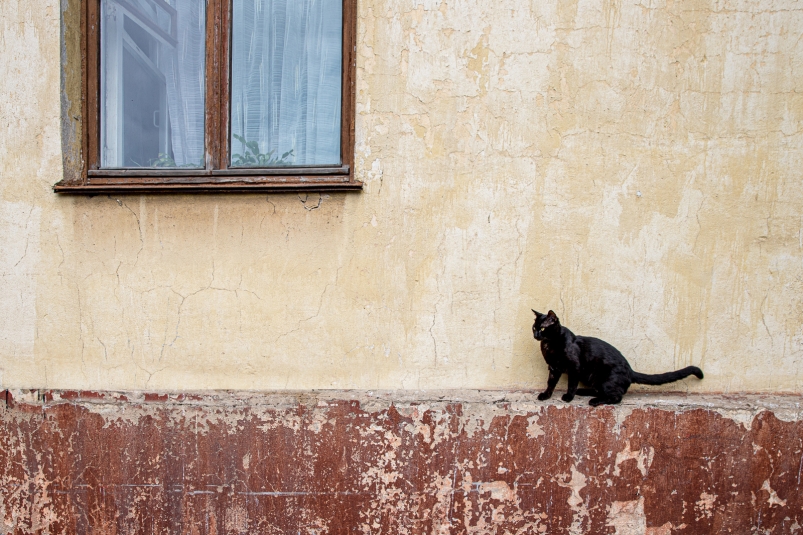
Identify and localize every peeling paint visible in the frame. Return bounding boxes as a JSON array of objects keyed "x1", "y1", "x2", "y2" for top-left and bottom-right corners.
[
  {"x1": 613, "y1": 440, "x2": 654, "y2": 477},
  {"x1": 3, "y1": 390, "x2": 799, "y2": 533},
  {"x1": 526, "y1": 413, "x2": 545, "y2": 439},
  {"x1": 559, "y1": 465, "x2": 588, "y2": 535},
  {"x1": 761, "y1": 479, "x2": 787, "y2": 508},
  {"x1": 606, "y1": 498, "x2": 645, "y2": 535}
]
